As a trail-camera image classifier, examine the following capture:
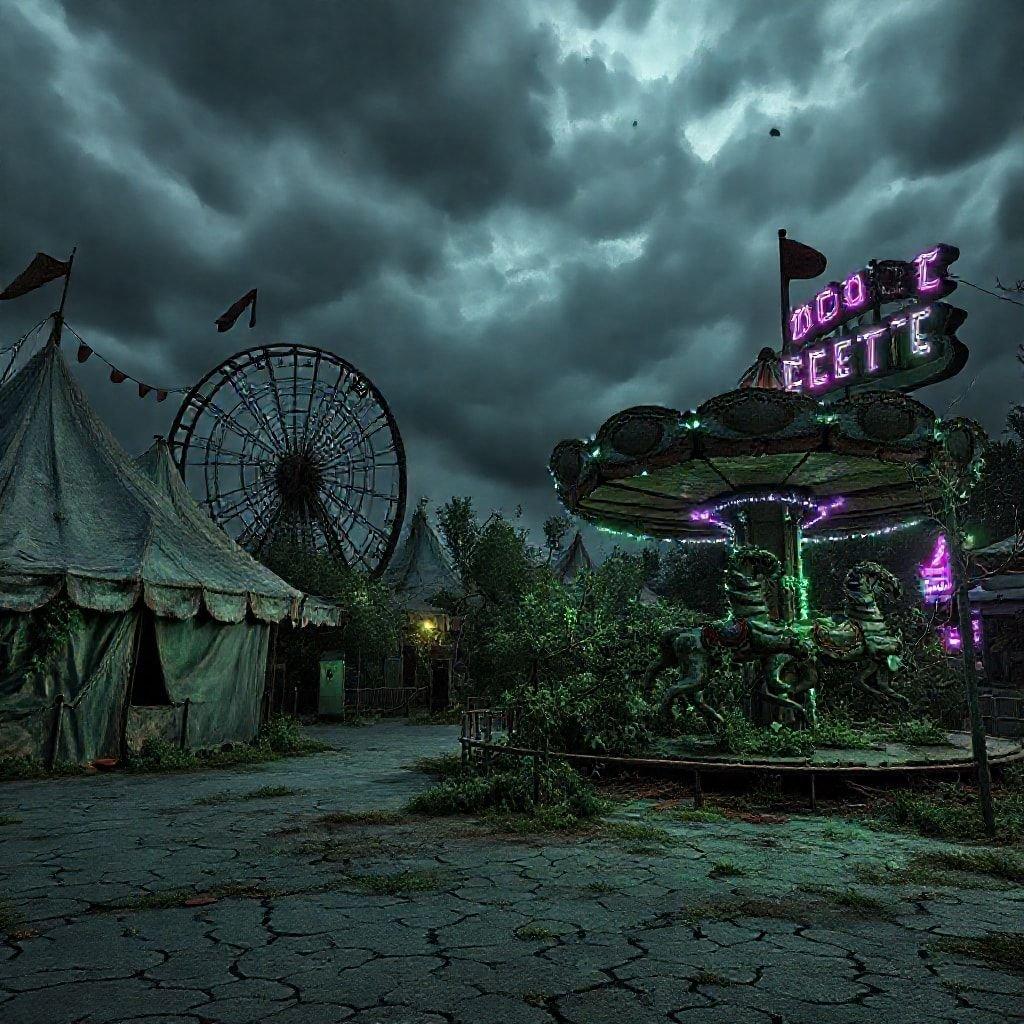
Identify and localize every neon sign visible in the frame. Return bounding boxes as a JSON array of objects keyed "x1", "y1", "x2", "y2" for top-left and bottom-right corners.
[
  {"x1": 920, "y1": 534, "x2": 953, "y2": 603},
  {"x1": 783, "y1": 302, "x2": 967, "y2": 398},
  {"x1": 786, "y1": 244, "x2": 959, "y2": 349}
]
